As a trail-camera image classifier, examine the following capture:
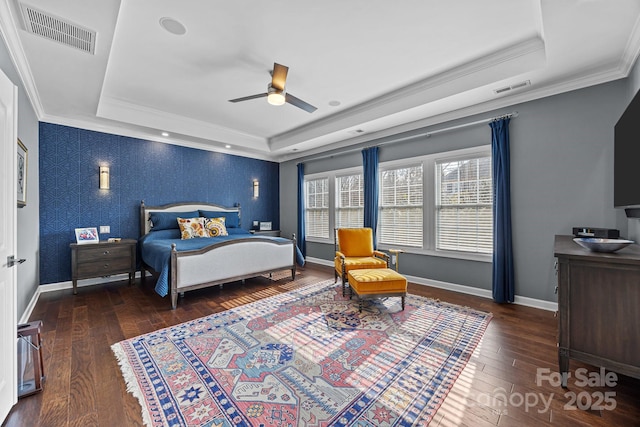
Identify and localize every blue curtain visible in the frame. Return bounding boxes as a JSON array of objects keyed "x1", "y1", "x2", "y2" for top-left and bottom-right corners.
[
  {"x1": 362, "y1": 147, "x2": 379, "y2": 247},
  {"x1": 297, "y1": 163, "x2": 306, "y2": 259},
  {"x1": 490, "y1": 118, "x2": 514, "y2": 303}
]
